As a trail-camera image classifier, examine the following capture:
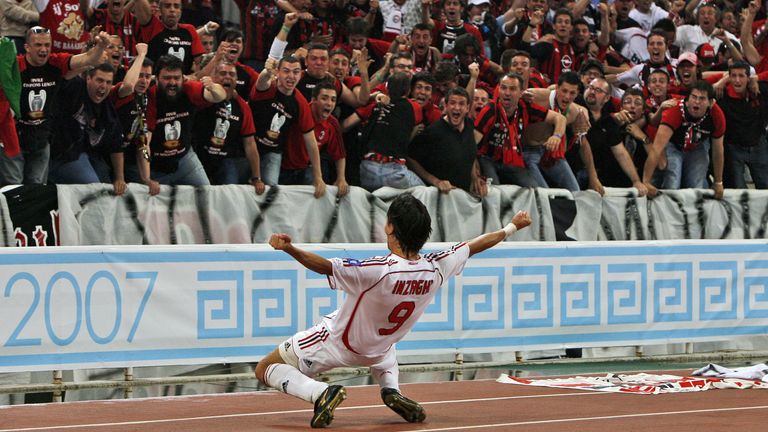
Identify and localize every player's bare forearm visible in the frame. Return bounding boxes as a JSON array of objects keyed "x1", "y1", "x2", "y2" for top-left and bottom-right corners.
[
  {"x1": 285, "y1": 246, "x2": 333, "y2": 275},
  {"x1": 467, "y1": 230, "x2": 507, "y2": 257},
  {"x1": 270, "y1": 233, "x2": 333, "y2": 274},
  {"x1": 468, "y1": 211, "x2": 531, "y2": 257}
]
